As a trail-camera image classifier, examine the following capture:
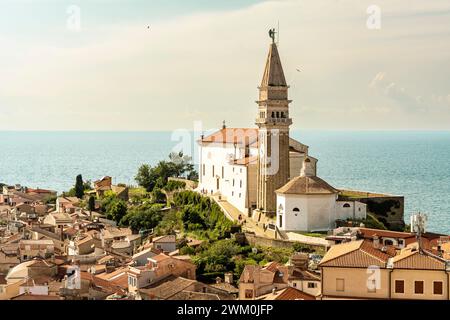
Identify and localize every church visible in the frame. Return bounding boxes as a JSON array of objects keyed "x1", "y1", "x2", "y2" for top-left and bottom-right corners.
[{"x1": 197, "y1": 33, "x2": 366, "y2": 232}]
